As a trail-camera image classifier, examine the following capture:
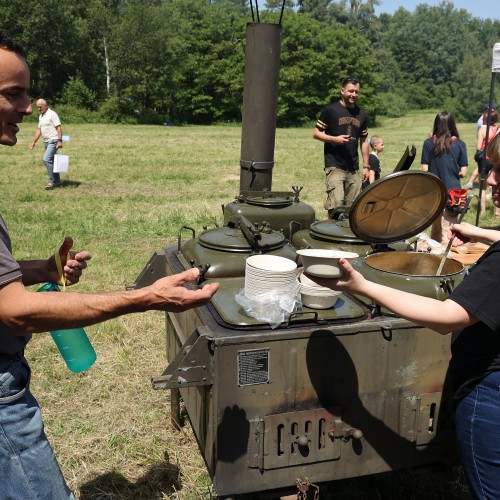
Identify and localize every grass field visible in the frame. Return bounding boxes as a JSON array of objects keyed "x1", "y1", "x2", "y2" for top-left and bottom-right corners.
[{"x1": 0, "y1": 110, "x2": 491, "y2": 499}]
